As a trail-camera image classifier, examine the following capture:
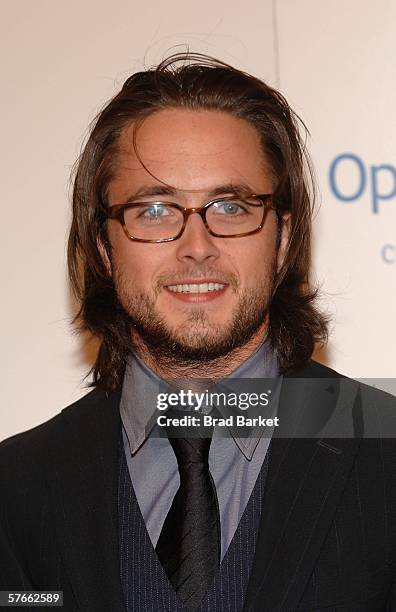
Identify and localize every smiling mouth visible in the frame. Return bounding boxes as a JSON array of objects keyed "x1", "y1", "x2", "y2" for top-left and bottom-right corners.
[{"x1": 166, "y1": 282, "x2": 227, "y2": 294}]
